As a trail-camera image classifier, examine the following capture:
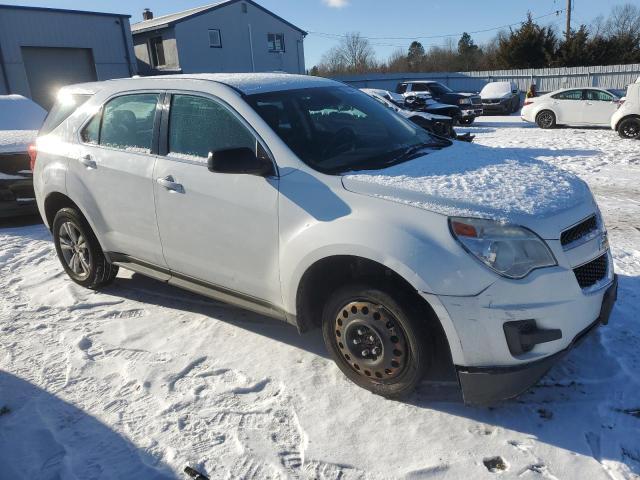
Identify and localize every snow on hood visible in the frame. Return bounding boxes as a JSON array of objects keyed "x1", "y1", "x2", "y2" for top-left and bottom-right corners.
[
  {"x1": 342, "y1": 141, "x2": 590, "y2": 220},
  {"x1": 480, "y1": 82, "x2": 513, "y2": 99}
]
